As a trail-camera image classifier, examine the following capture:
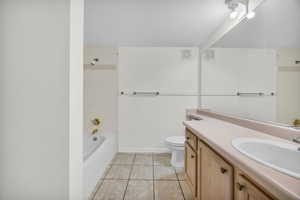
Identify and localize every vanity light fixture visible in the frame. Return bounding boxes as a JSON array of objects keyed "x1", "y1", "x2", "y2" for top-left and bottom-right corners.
[
  {"x1": 225, "y1": 0, "x2": 255, "y2": 20},
  {"x1": 230, "y1": 10, "x2": 239, "y2": 19},
  {"x1": 246, "y1": 11, "x2": 256, "y2": 19},
  {"x1": 227, "y1": 0, "x2": 239, "y2": 19}
]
